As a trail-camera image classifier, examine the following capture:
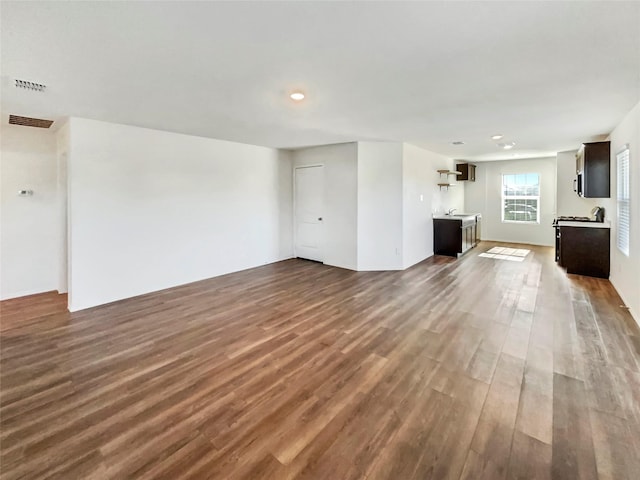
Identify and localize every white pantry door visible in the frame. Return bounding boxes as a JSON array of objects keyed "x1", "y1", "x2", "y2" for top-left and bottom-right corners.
[{"x1": 295, "y1": 165, "x2": 324, "y2": 262}]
